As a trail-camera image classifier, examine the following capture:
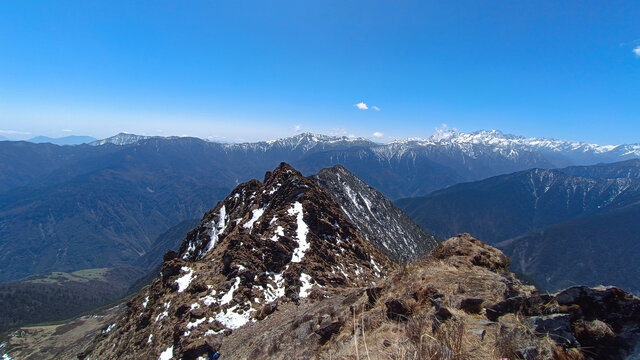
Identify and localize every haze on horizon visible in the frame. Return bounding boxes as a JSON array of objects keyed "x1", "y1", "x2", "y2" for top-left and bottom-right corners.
[{"x1": 1, "y1": 1, "x2": 639, "y2": 144}]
